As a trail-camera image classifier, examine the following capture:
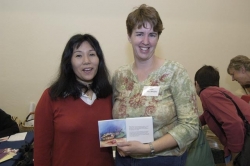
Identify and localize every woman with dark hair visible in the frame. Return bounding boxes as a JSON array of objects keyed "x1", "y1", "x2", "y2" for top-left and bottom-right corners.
[{"x1": 34, "y1": 34, "x2": 114, "y2": 166}]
